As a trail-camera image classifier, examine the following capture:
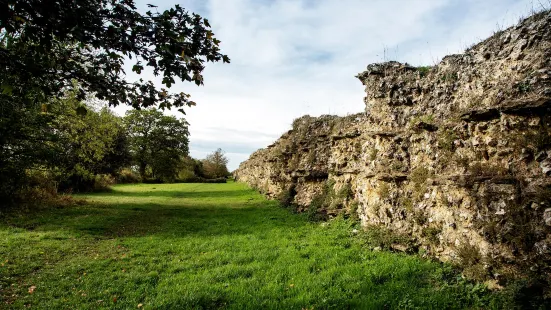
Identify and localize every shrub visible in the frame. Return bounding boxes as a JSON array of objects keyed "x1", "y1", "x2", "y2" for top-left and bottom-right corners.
[
  {"x1": 438, "y1": 129, "x2": 458, "y2": 152},
  {"x1": 361, "y1": 226, "x2": 416, "y2": 253},
  {"x1": 337, "y1": 183, "x2": 353, "y2": 200},
  {"x1": 93, "y1": 174, "x2": 116, "y2": 191},
  {"x1": 117, "y1": 168, "x2": 142, "y2": 184},
  {"x1": 277, "y1": 186, "x2": 296, "y2": 207},
  {"x1": 348, "y1": 200, "x2": 360, "y2": 222},
  {"x1": 456, "y1": 242, "x2": 488, "y2": 281},
  {"x1": 307, "y1": 194, "x2": 326, "y2": 222},
  {"x1": 399, "y1": 197, "x2": 413, "y2": 212},
  {"x1": 421, "y1": 225, "x2": 441, "y2": 244},
  {"x1": 468, "y1": 162, "x2": 509, "y2": 177},
  {"x1": 410, "y1": 166, "x2": 430, "y2": 183},
  {"x1": 416, "y1": 66, "x2": 432, "y2": 78}
]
